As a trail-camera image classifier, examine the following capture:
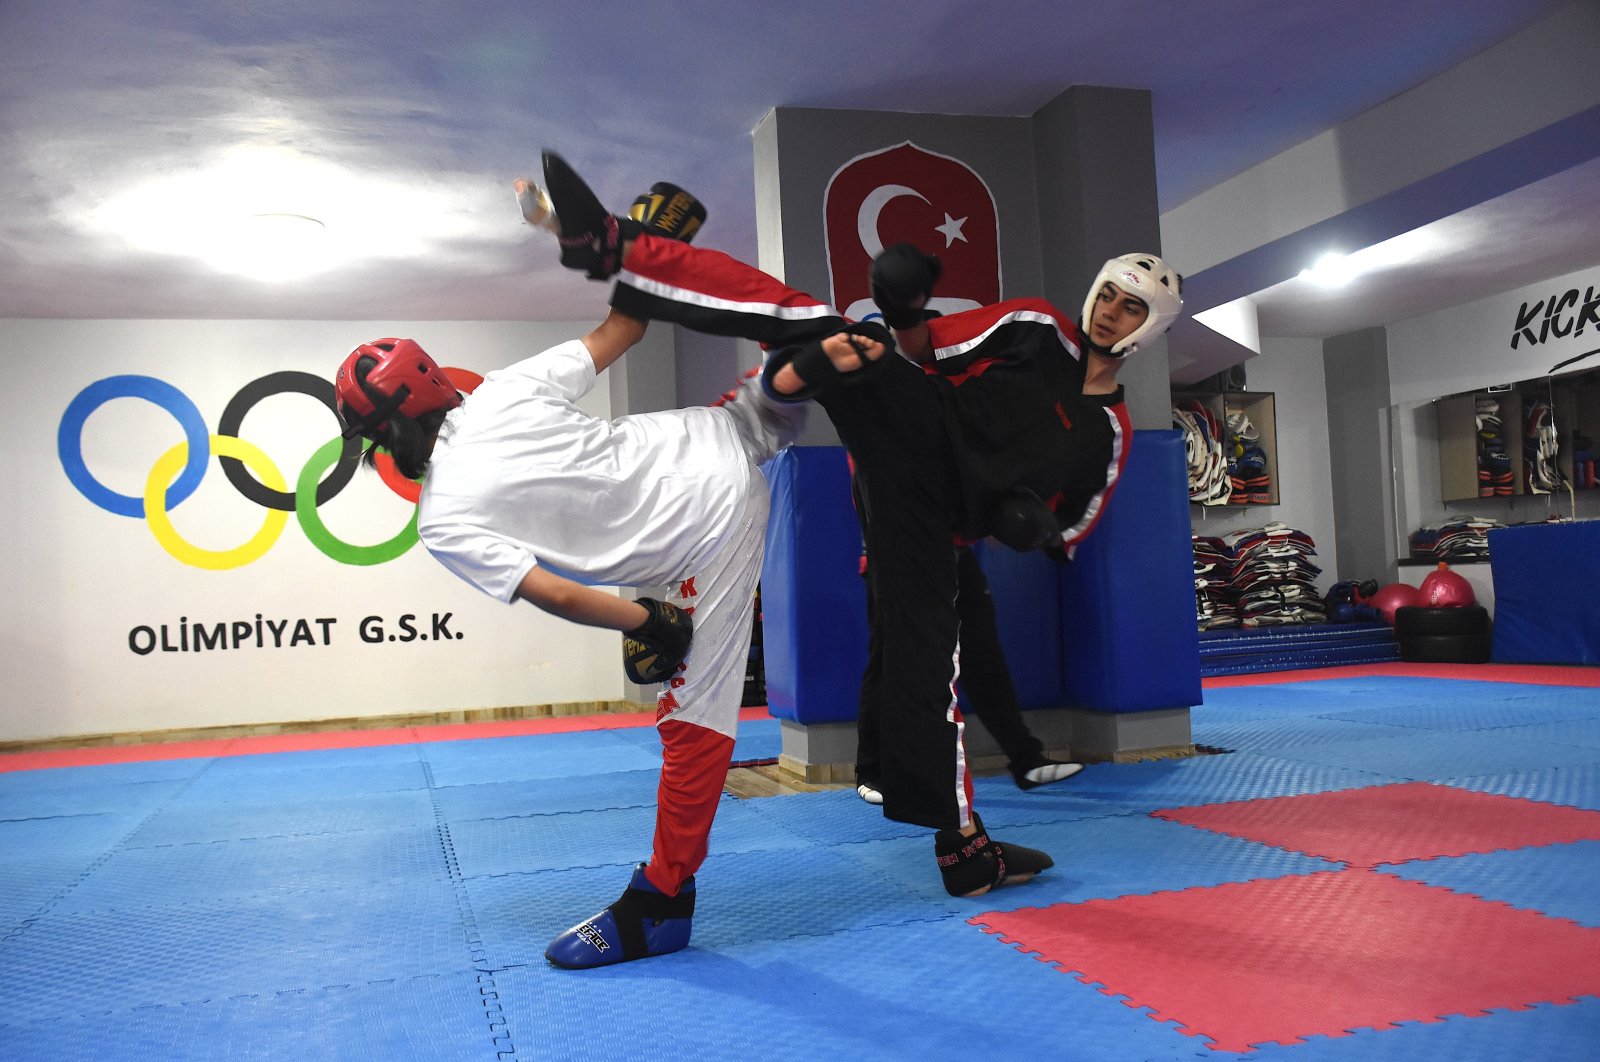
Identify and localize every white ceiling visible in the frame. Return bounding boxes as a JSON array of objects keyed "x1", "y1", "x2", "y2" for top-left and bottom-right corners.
[{"x1": 0, "y1": 0, "x2": 1591, "y2": 340}]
